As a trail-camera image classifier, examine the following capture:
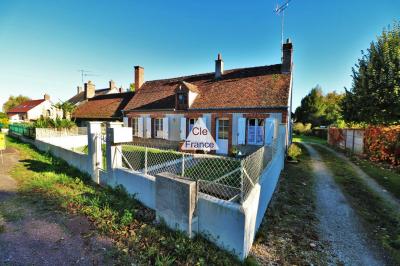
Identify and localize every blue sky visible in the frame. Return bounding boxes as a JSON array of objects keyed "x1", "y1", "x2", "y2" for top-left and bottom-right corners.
[{"x1": 0, "y1": 0, "x2": 399, "y2": 111}]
